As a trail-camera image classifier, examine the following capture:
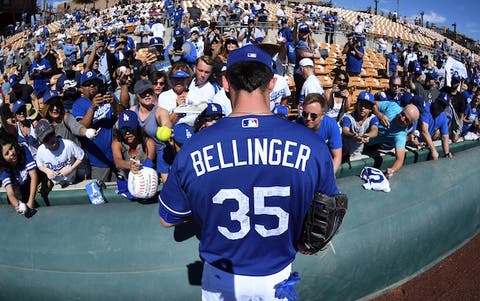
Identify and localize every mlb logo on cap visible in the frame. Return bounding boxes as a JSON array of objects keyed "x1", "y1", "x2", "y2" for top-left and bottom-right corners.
[{"x1": 226, "y1": 44, "x2": 273, "y2": 71}]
